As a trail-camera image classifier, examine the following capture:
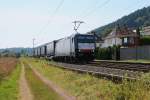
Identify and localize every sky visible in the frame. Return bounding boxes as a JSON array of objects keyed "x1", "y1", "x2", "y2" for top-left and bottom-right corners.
[{"x1": 0, "y1": 0, "x2": 150, "y2": 48}]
